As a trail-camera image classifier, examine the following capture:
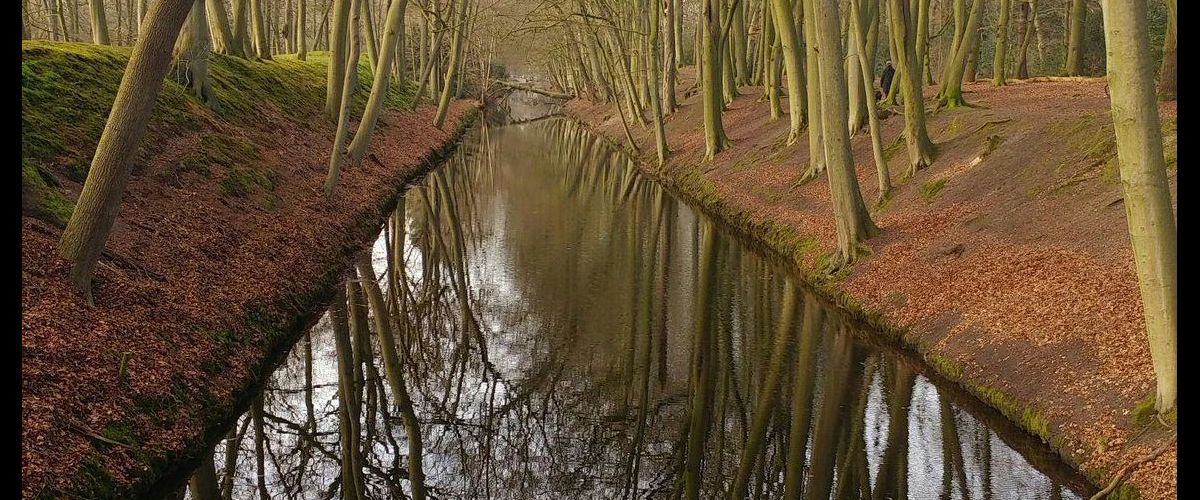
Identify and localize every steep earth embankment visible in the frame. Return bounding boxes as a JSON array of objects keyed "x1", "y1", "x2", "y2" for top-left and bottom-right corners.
[
  {"x1": 22, "y1": 41, "x2": 477, "y2": 498},
  {"x1": 567, "y1": 70, "x2": 1177, "y2": 499}
]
